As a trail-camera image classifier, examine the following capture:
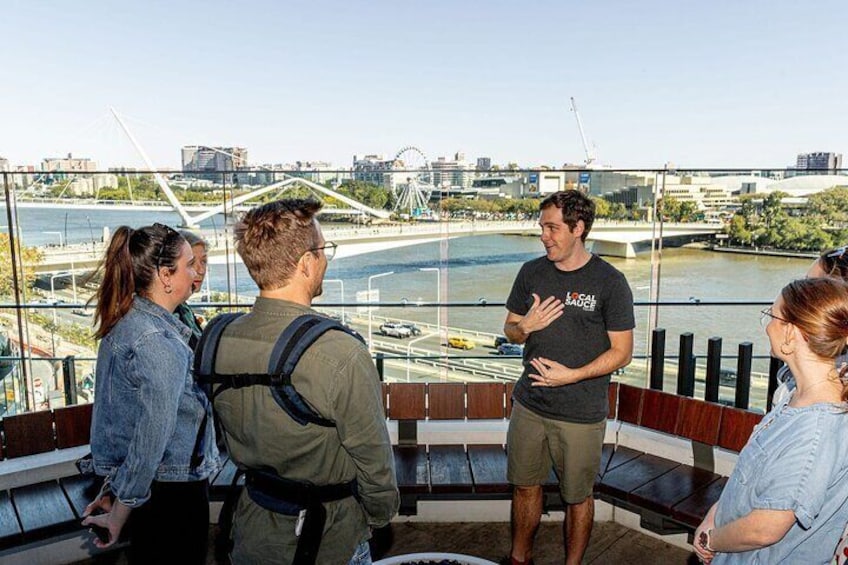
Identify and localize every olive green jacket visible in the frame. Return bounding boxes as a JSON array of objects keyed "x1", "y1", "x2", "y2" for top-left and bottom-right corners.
[{"x1": 212, "y1": 297, "x2": 398, "y2": 564}]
